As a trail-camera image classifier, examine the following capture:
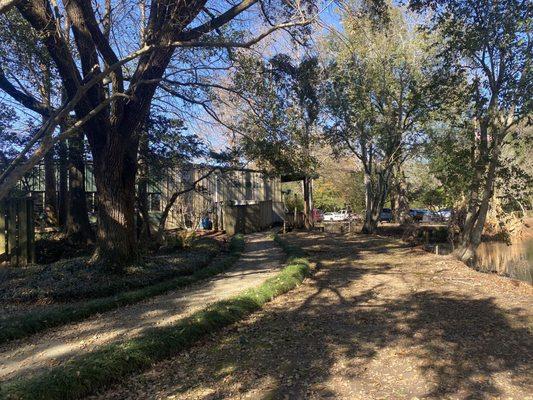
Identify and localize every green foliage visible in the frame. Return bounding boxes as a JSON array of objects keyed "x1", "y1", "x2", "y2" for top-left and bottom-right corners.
[
  {"x1": 284, "y1": 192, "x2": 305, "y2": 212},
  {"x1": 0, "y1": 235, "x2": 310, "y2": 400},
  {"x1": 0, "y1": 236, "x2": 244, "y2": 345},
  {"x1": 0, "y1": 10, "x2": 57, "y2": 93},
  {"x1": 405, "y1": 151, "x2": 470, "y2": 209},
  {"x1": 144, "y1": 115, "x2": 207, "y2": 177},
  {"x1": 496, "y1": 126, "x2": 533, "y2": 213},
  {"x1": 0, "y1": 10, "x2": 59, "y2": 172},
  {"x1": 409, "y1": 0, "x2": 531, "y2": 124},
  {"x1": 322, "y1": 4, "x2": 434, "y2": 162},
  {"x1": 0, "y1": 105, "x2": 17, "y2": 169},
  {"x1": 313, "y1": 171, "x2": 366, "y2": 212},
  {"x1": 313, "y1": 180, "x2": 344, "y2": 211},
  {"x1": 0, "y1": 238, "x2": 220, "y2": 305},
  {"x1": 231, "y1": 54, "x2": 321, "y2": 177},
  {"x1": 410, "y1": 0, "x2": 532, "y2": 229},
  {"x1": 427, "y1": 143, "x2": 472, "y2": 207},
  {"x1": 162, "y1": 230, "x2": 198, "y2": 252},
  {"x1": 320, "y1": 2, "x2": 439, "y2": 229},
  {"x1": 417, "y1": 187, "x2": 447, "y2": 210}
]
